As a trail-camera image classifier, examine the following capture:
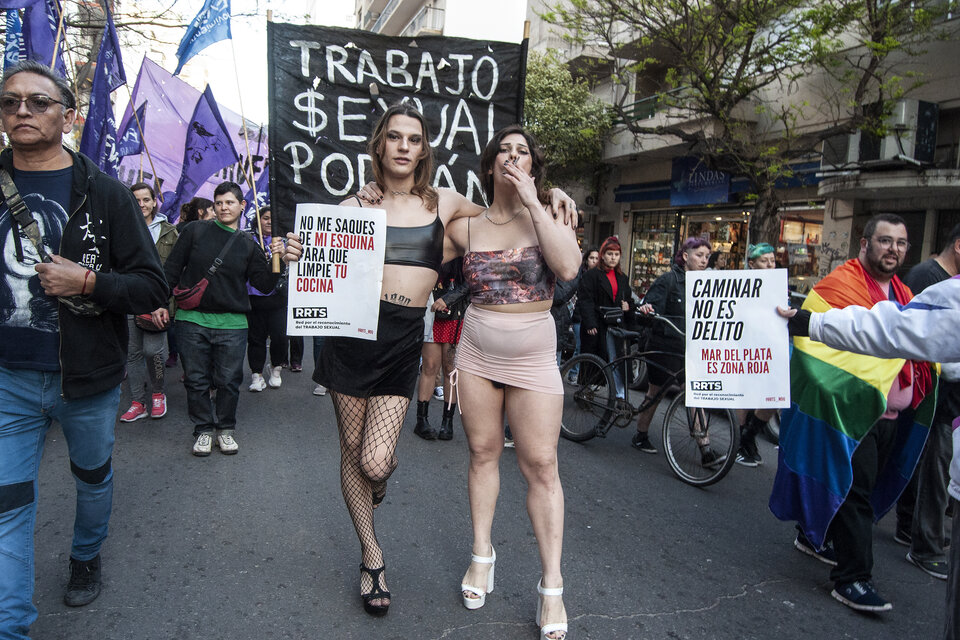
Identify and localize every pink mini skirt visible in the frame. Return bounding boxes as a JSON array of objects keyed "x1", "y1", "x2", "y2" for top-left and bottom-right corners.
[{"x1": 454, "y1": 305, "x2": 562, "y2": 395}]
